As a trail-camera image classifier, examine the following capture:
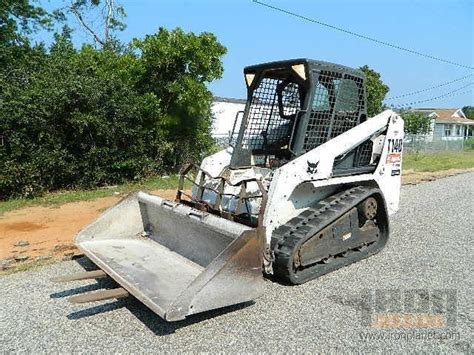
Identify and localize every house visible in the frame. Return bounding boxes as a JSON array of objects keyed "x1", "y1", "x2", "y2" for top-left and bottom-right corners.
[
  {"x1": 211, "y1": 97, "x2": 246, "y2": 143},
  {"x1": 412, "y1": 108, "x2": 474, "y2": 141}
]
